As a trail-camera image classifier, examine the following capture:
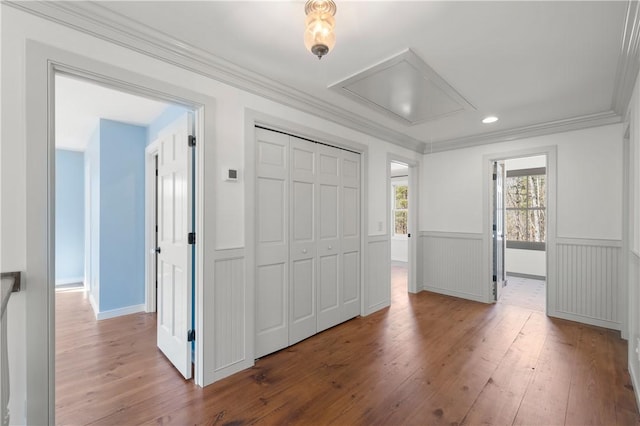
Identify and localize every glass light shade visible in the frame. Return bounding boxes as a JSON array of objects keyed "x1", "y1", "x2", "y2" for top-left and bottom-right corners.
[{"x1": 304, "y1": 10, "x2": 336, "y2": 59}]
